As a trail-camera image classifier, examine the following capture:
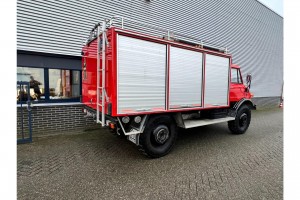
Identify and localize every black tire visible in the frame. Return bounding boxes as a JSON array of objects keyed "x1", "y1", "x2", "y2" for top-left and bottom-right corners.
[
  {"x1": 138, "y1": 115, "x2": 178, "y2": 158},
  {"x1": 228, "y1": 105, "x2": 251, "y2": 134}
]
